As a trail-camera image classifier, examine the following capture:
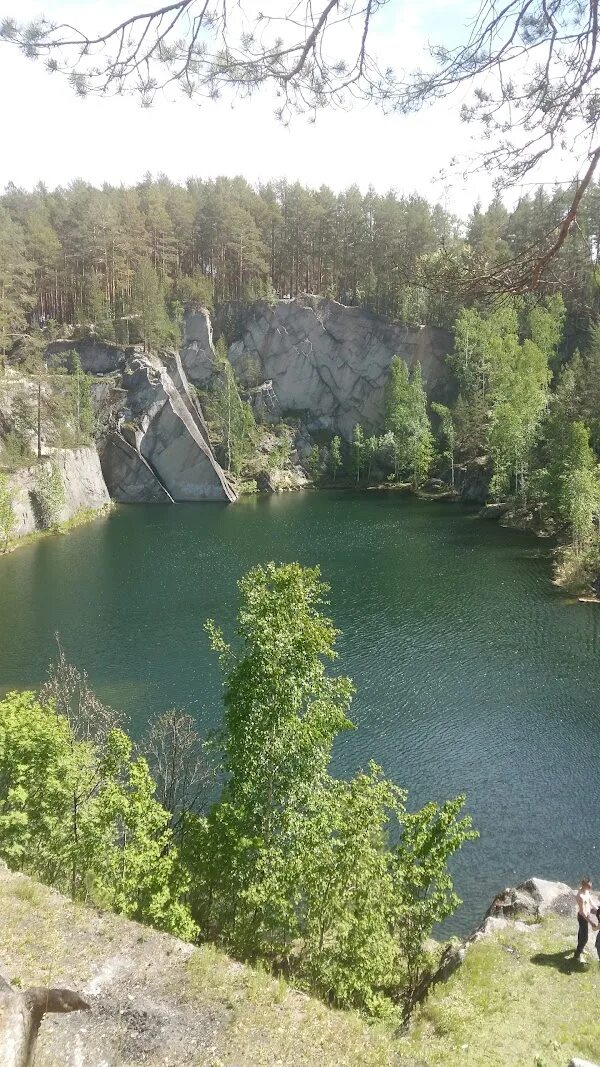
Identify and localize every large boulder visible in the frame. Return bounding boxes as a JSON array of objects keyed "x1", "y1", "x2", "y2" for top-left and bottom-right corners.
[
  {"x1": 46, "y1": 338, "x2": 127, "y2": 375},
  {"x1": 434, "y1": 878, "x2": 576, "y2": 987},
  {"x1": 486, "y1": 878, "x2": 574, "y2": 922},
  {"x1": 223, "y1": 295, "x2": 452, "y2": 440},
  {"x1": 100, "y1": 434, "x2": 174, "y2": 504}
]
